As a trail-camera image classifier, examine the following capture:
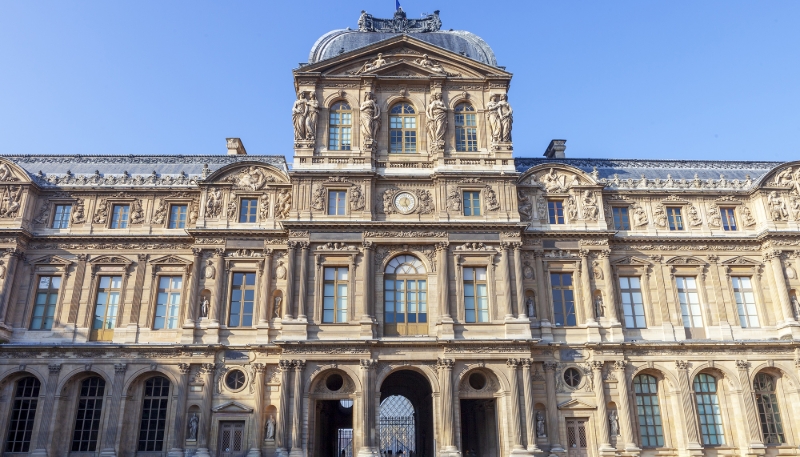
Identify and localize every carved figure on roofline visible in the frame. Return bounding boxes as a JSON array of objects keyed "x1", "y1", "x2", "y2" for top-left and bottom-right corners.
[
  {"x1": 541, "y1": 168, "x2": 568, "y2": 193},
  {"x1": 292, "y1": 92, "x2": 308, "y2": 141},
  {"x1": 415, "y1": 54, "x2": 445, "y2": 73},
  {"x1": 0, "y1": 163, "x2": 17, "y2": 182},
  {"x1": 360, "y1": 92, "x2": 381, "y2": 150},
  {"x1": 426, "y1": 92, "x2": 448, "y2": 150},
  {"x1": 355, "y1": 53, "x2": 387, "y2": 74}
]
